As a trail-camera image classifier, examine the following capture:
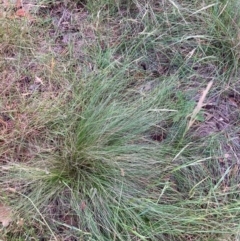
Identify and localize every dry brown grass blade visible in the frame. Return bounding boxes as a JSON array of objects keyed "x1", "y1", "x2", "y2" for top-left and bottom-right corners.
[{"x1": 186, "y1": 80, "x2": 213, "y2": 132}]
